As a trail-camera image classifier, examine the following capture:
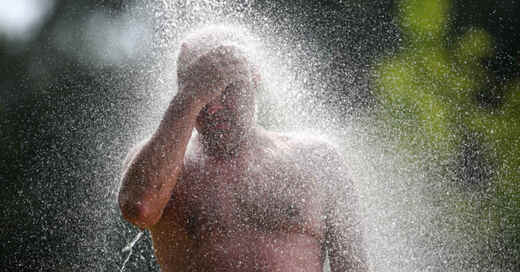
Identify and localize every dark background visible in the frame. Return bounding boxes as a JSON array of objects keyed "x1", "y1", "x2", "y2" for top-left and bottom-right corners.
[{"x1": 1, "y1": 0, "x2": 518, "y2": 271}]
